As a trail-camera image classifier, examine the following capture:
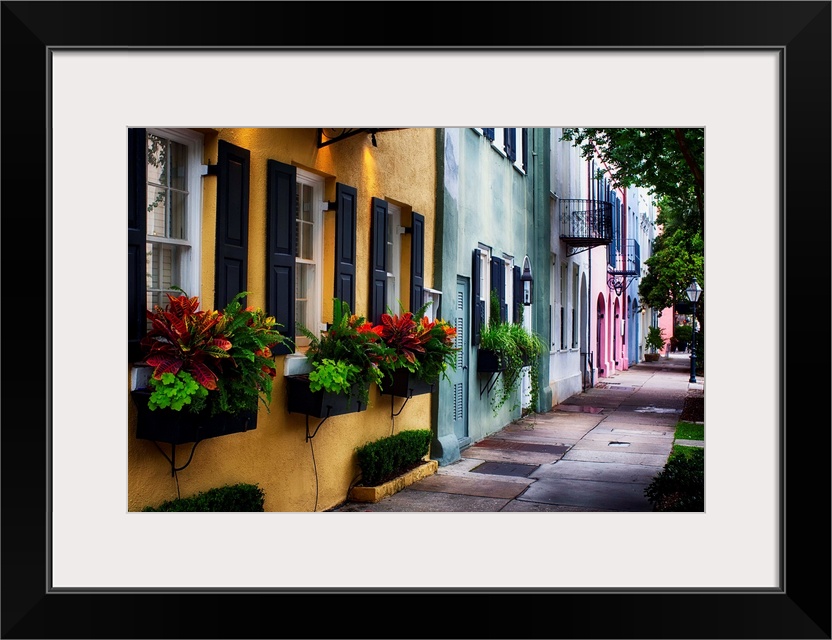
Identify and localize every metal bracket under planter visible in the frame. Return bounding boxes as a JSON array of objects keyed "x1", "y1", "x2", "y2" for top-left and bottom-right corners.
[
  {"x1": 131, "y1": 389, "x2": 258, "y2": 476},
  {"x1": 476, "y1": 348, "x2": 504, "y2": 398},
  {"x1": 380, "y1": 369, "x2": 435, "y2": 418},
  {"x1": 285, "y1": 375, "x2": 368, "y2": 441}
]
